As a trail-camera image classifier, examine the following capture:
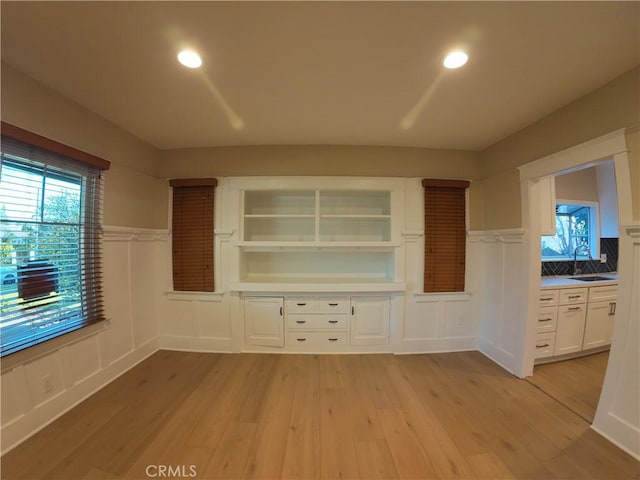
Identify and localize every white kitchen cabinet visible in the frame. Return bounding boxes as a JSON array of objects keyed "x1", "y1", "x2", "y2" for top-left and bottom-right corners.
[
  {"x1": 583, "y1": 286, "x2": 617, "y2": 349},
  {"x1": 244, "y1": 297, "x2": 284, "y2": 347},
  {"x1": 350, "y1": 296, "x2": 390, "y2": 346},
  {"x1": 554, "y1": 303, "x2": 587, "y2": 356}
]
